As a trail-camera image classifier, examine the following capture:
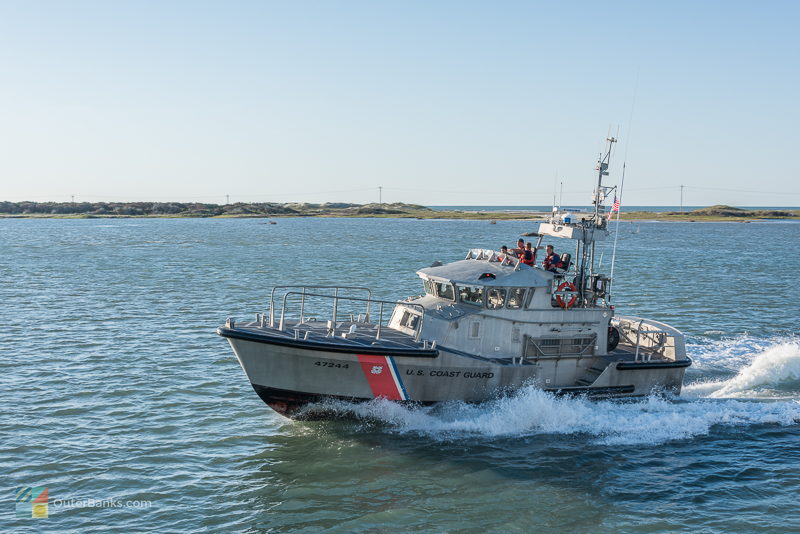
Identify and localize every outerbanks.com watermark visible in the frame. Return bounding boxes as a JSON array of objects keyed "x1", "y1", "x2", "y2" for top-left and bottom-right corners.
[
  {"x1": 16, "y1": 487, "x2": 152, "y2": 519},
  {"x1": 53, "y1": 497, "x2": 153, "y2": 510}
]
